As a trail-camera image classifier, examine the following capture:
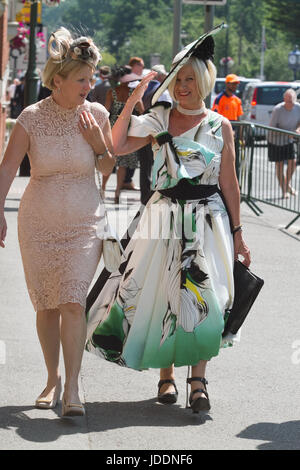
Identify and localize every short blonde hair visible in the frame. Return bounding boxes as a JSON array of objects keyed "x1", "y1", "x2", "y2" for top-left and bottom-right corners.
[
  {"x1": 42, "y1": 27, "x2": 101, "y2": 91},
  {"x1": 168, "y1": 57, "x2": 216, "y2": 102}
]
